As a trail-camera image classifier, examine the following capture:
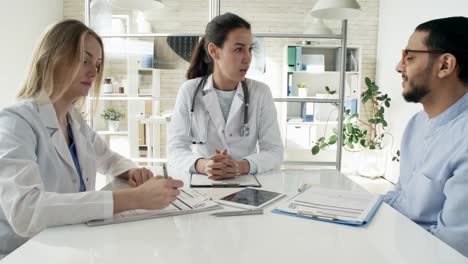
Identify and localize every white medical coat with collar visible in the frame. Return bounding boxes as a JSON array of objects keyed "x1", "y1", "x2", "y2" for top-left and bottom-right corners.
[
  {"x1": 0, "y1": 98, "x2": 137, "y2": 257},
  {"x1": 167, "y1": 76, "x2": 284, "y2": 173}
]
